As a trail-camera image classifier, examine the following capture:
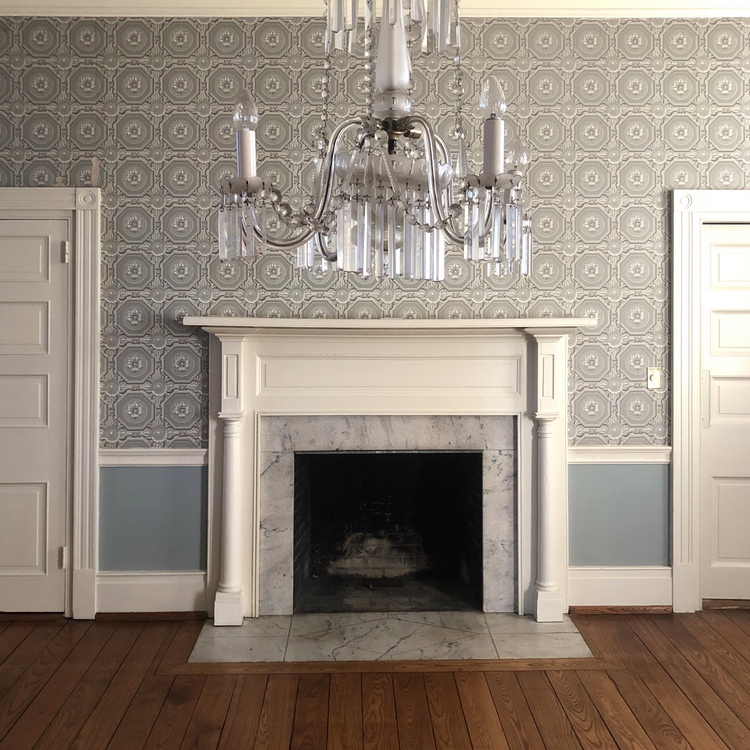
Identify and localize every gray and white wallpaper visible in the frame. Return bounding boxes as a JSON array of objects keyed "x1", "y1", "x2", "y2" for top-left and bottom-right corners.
[{"x1": 1, "y1": 16, "x2": 749, "y2": 448}]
